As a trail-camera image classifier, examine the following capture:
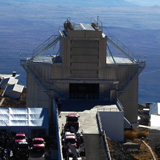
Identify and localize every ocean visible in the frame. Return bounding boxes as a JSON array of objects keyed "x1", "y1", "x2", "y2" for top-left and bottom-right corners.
[{"x1": 0, "y1": 1, "x2": 160, "y2": 104}]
